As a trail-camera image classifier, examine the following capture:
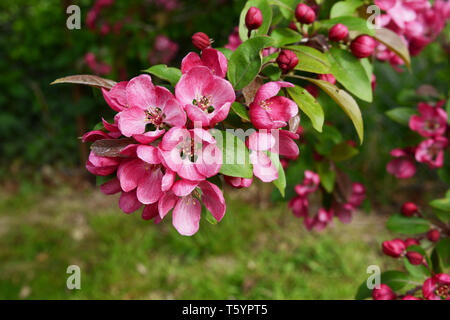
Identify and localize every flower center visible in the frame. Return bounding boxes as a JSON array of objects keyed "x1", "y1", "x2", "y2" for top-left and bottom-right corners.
[
  {"x1": 145, "y1": 107, "x2": 164, "y2": 126},
  {"x1": 425, "y1": 119, "x2": 440, "y2": 132},
  {"x1": 193, "y1": 96, "x2": 214, "y2": 113},
  {"x1": 178, "y1": 136, "x2": 200, "y2": 162},
  {"x1": 435, "y1": 284, "x2": 448, "y2": 299},
  {"x1": 260, "y1": 100, "x2": 272, "y2": 111}
]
